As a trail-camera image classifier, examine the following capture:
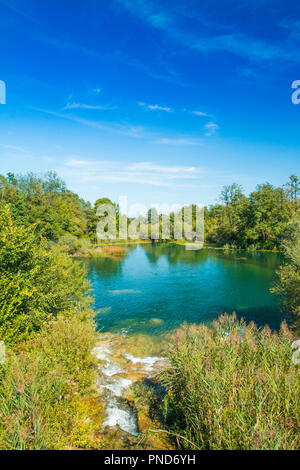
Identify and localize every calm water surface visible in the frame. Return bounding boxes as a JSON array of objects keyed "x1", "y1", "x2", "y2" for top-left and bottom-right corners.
[{"x1": 83, "y1": 244, "x2": 286, "y2": 335}]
